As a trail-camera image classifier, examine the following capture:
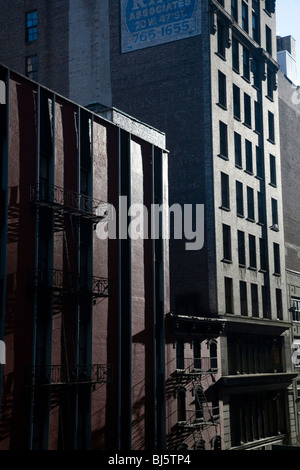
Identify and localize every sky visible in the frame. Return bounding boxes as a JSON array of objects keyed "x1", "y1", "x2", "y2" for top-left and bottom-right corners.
[{"x1": 276, "y1": 0, "x2": 300, "y2": 84}]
